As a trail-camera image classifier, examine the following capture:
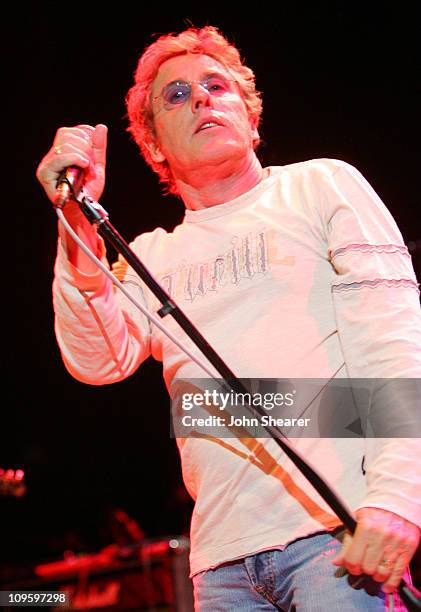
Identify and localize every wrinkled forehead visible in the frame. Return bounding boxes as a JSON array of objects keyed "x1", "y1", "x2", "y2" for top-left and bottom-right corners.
[{"x1": 151, "y1": 53, "x2": 232, "y2": 97}]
